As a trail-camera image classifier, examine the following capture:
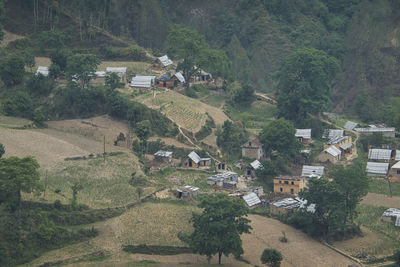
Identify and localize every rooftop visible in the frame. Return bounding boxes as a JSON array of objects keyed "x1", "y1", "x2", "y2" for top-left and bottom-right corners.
[
  {"x1": 301, "y1": 165, "x2": 325, "y2": 178},
  {"x1": 295, "y1": 129, "x2": 312, "y2": 139},
  {"x1": 250, "y1": 160, "x2": 263, "y2": 170},
  {"x1": 36, "y1": 66, "x2": 49, "y2": 77},
  {"x1": 366, "y1": 162, "x2": 389, "y2": 175},
  {"x1": 188, "y1": 151, "x2": 210, "y2": 164},
  {"x1": 157, "y1": 55, "x2": 173, "y2": 67},
  {"x1": 323, "y1": 129, "x2": 344, "y2": 139},
  {"x1": 241, "y1": 138, "x2": 263, "y2": 148},
  {"x1": 275, "y1": 176, "x2": 303, "y2": 181},
  {"x1": 324, "y1": 146, "x2": 342, "y2": 157},
  {"x1": 177, "y1": 185, "x2": 199, "y2": 193},
  {"x1": 368, "y1": 149, "x2": 392, "y2": 161},
  {"x1": 154, "y1": 150, "x2": 173, "y2": 157},
  {"x1": 396, "y1": 150, "x2": 400, "y2": 161},
  {"x1": 355, "y1": 127, "x2": 395, "y2": 133},
  {"x1": 130, "y1": 75, "x2": 156, "y2": 88},
  {"x1": 173, "y1": 72, "x2": 185, "y2": 83},
  {"x1": 326, "y1": 136, "x2": 350, "y2": 145},
  {"x1": 344, "y1": 121, "x2": 358, "y2": 130},
  {"x1": 243, "y1": 193, "x2": 261, "y2": 207}
]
